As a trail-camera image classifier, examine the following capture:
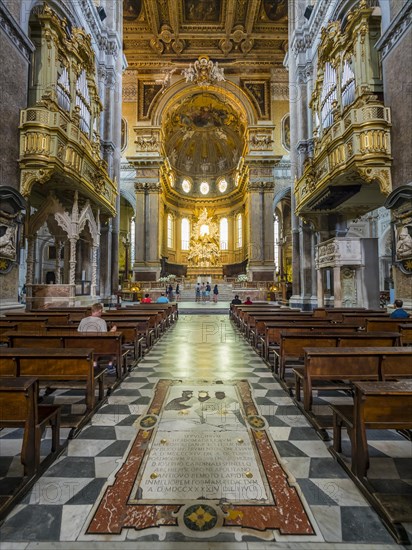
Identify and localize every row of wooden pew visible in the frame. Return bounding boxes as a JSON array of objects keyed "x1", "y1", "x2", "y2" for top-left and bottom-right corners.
[
  {"x1": 230, "y1": 303, "x2": 412, "y2": 543},
  {"x1": 0, "y1": 303, "x2": 178, "y2": 519}
]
